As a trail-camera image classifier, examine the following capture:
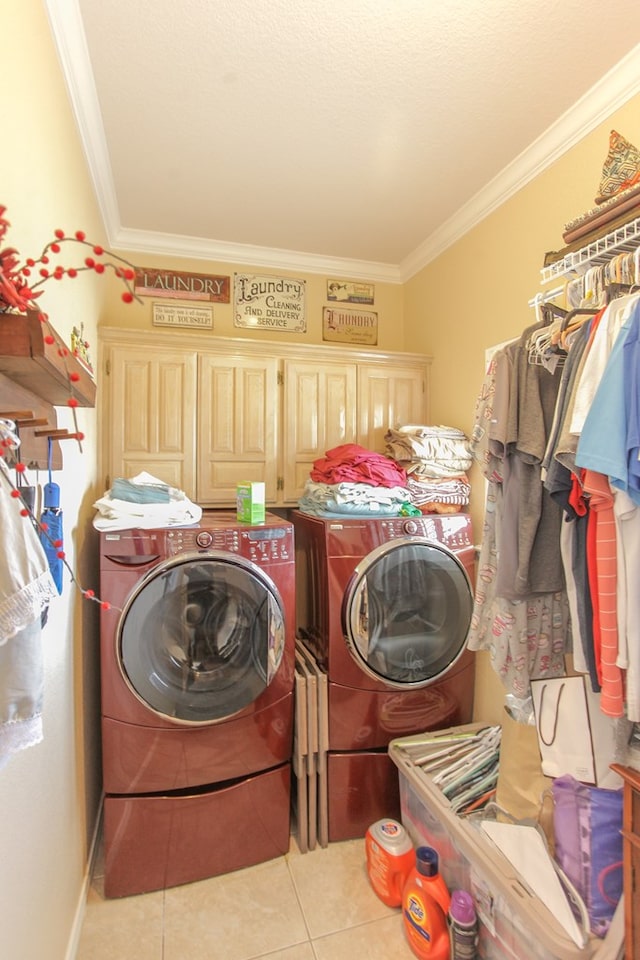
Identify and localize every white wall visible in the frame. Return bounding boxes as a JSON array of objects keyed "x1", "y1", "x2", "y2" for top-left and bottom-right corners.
[{"x1": 0, "y1": 3, "x2": 108, "y2": 957}]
